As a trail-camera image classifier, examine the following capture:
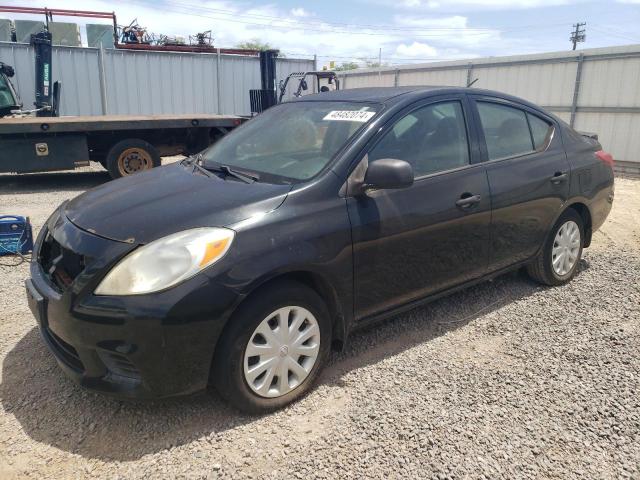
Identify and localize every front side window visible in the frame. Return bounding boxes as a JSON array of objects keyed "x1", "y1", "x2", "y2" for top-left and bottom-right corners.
[
  {"x1": 477, "y1": 102, "x2": 534, "y2": 160},
  {"x1": 369, "y1": 101, "x2": 470, "y2": 177},
  {"x1": 202, "y1": 101, "x2": 380, "y2": 183}
]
